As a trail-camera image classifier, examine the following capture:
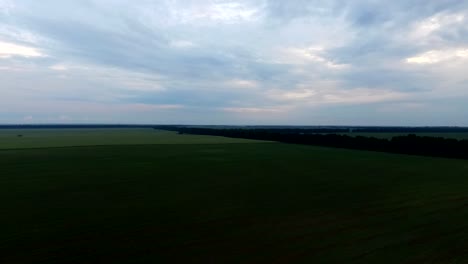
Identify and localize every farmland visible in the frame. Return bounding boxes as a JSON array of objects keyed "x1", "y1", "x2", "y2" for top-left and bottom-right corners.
[
  {"x1": 2, "y1": 129, "x2": 468, "y2": 263},
  {"x1": 0, "y1": 129, "x2": 262, "y2": 149}
]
